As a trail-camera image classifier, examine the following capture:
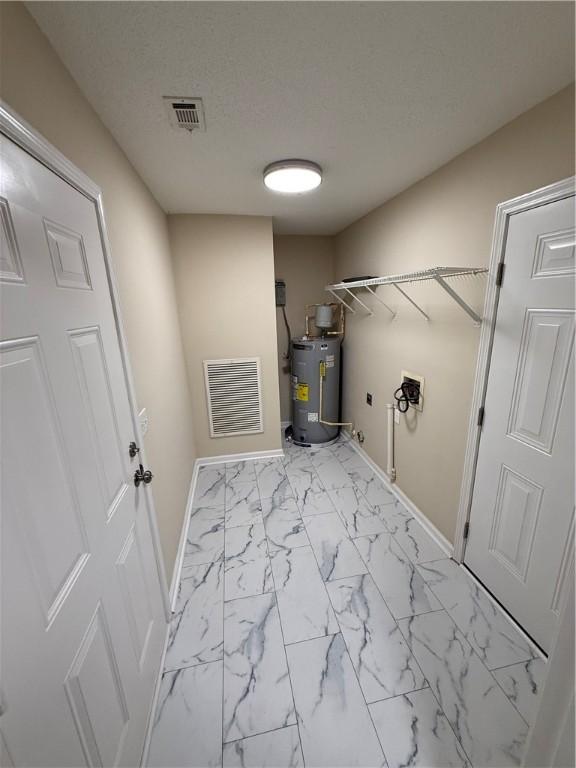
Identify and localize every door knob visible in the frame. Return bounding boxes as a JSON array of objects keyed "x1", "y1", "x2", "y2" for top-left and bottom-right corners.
[{"x1": 134, "y1": 463, "x2": 153, "y2": 487}]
